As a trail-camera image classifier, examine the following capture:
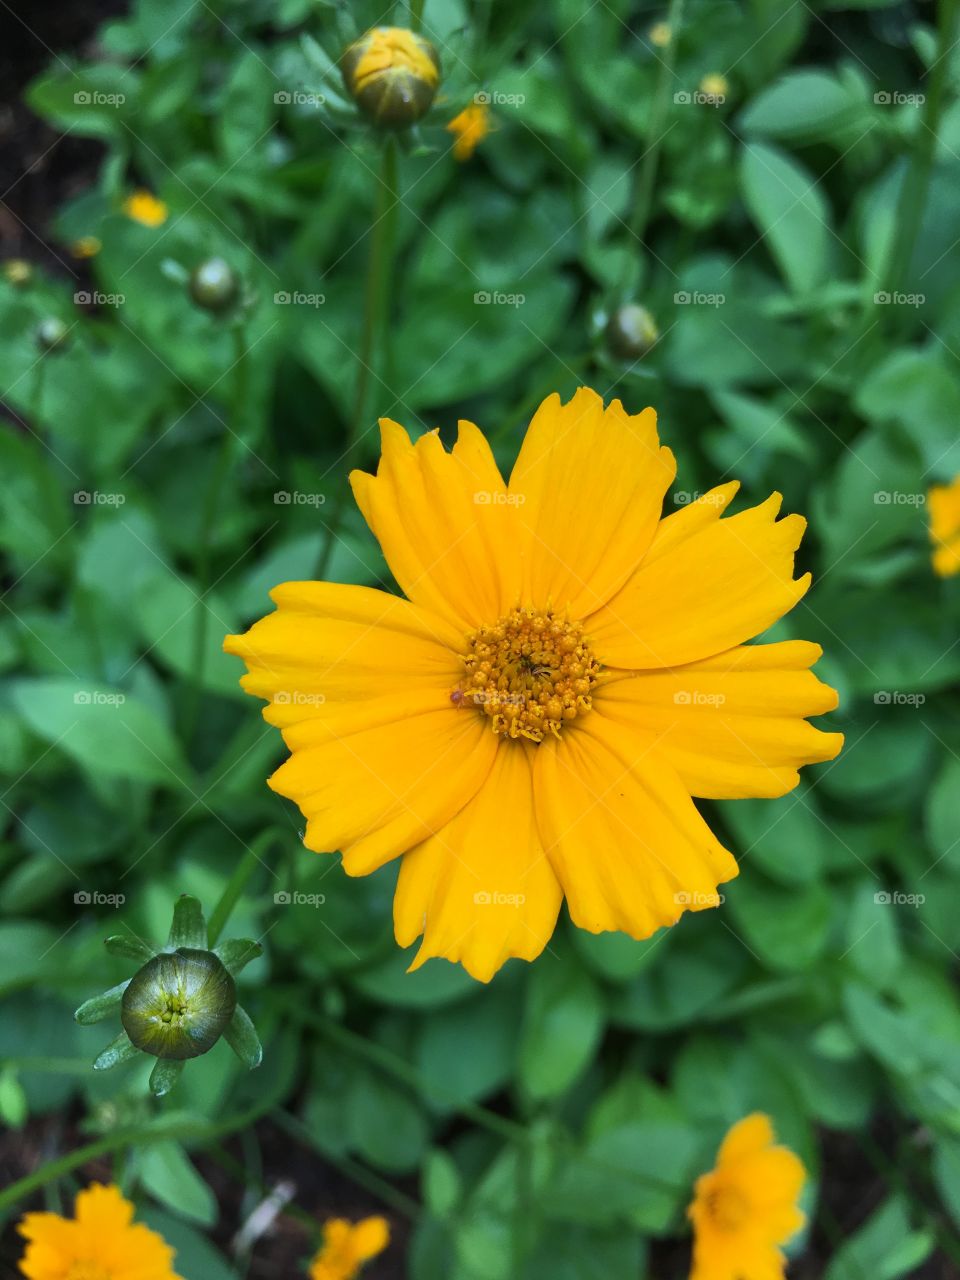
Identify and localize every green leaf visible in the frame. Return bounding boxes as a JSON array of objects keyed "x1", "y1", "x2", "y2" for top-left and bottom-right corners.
[
  {"x1": 93, "y1": 1031, "x2": 140, "y2": 1071},
  {"x1": 726, "y1": 876, "x2": 833, "y2": 972},
  {"x1": 422, "y1": 1149, "x2": 461, "y2": 1217},
  {"x1": 741, "y1": 142, "x2": 830, "y2": 293},
  {"x1": 75, "y1": 979, "x2": 131, "y2": 1025},
  {"x1": 105, "y1": 934, "x2": 155, "y2": 963},
  {"x1": 738, "y1": 69, "x2": 865, "y2": 143},
  {"x1": 166, "y1": 895, "x2": 207, "y2": 950},
  {"x1": 149, "y1": 1058, "x2": 185, "y2": 1098},
  {"x1": 223, "y1": 1005, "x2": 263, "y2": 1070},
  {"x1": 824, "y1": 1195, "x2": 933, "y2": 1280},
  {"x1": 414, "y1": 987, "x2": 517, "y2": 1112},
  {"x1": 11, "y1": 678, "x2": 192, "y2": 789},
  {"x1": 843, "y1": 883, "x2": 902, "y2": 986},
  {"x1": 213, "y1": 938, "x2": 264, "y2": 977},
  {"x1": 519, "y1": 952, "x2": 605, "y2": 1100},
  {"x1": 140, "y1": 1139, "x2": 217, "y2": 1225}
]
